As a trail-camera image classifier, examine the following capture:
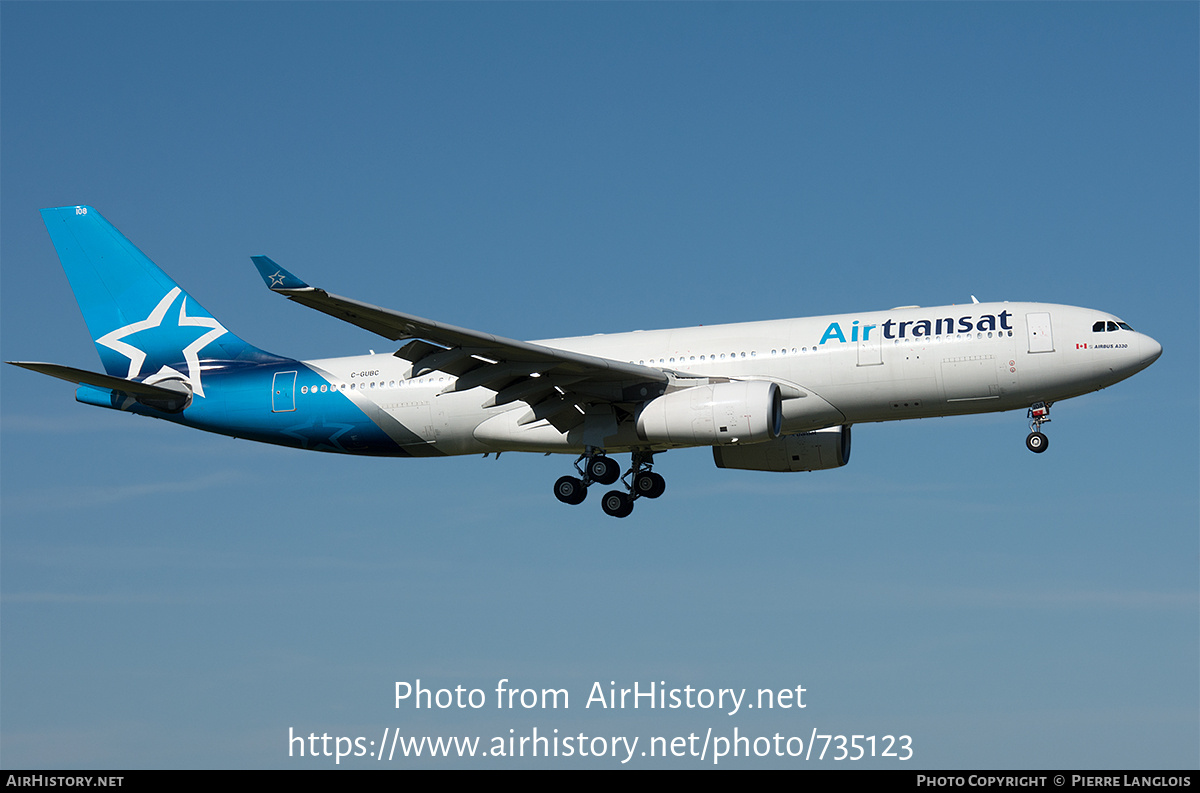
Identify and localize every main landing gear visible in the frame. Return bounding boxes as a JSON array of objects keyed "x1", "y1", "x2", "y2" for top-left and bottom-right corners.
[
  {"x1": 553, "y1": 449, "x2": 666, "y2": 518},
  {"x1": 1025, "y1": 401, "x2": 1051, "y2": 453}
]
